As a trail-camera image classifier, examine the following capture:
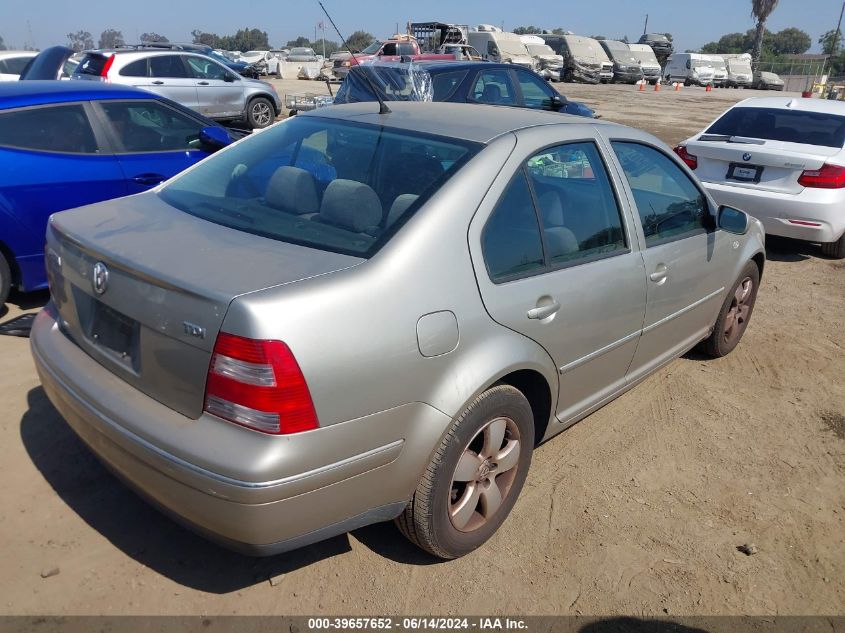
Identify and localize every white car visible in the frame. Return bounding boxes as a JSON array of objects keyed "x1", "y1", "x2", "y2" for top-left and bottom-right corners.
[
  {"x1": 0, "y1": 51, "x2": 39, "y2": 81},
  {"x1": 676, "y1": 97, "x2": 845, "y2": 258}
]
